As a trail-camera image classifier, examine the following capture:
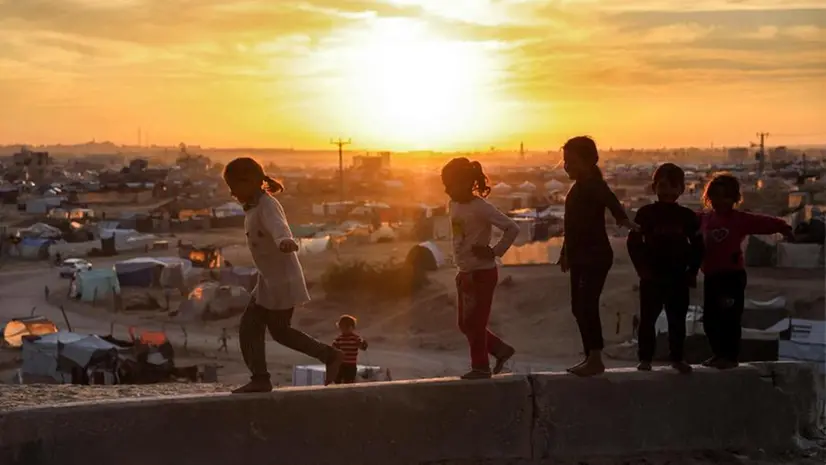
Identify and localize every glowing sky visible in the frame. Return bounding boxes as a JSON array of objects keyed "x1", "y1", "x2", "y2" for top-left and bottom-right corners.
[{"x1": 1, "y1": 0, "x2": 824, "y2": 150}]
